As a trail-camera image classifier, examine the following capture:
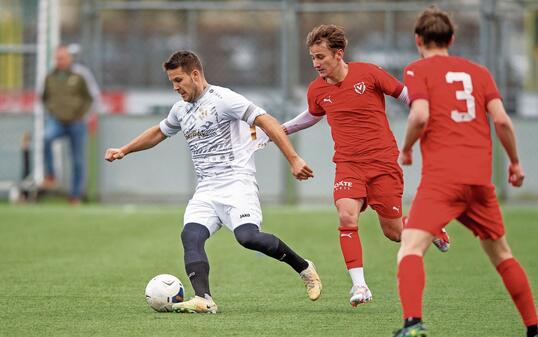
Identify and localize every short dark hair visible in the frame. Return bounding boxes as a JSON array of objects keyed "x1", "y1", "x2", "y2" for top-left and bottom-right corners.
[
  {"x1": 306, "y1": 24, "x2": 348, "y2": 52},
  {"x1": 163, "y1": 50, "x2": 203, "y2": 74},
  {"x1": 414, "y1": 6, "x2": 456, "y2": 48}
]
